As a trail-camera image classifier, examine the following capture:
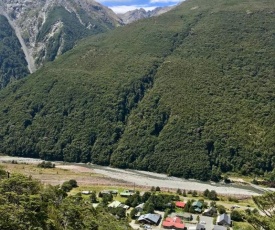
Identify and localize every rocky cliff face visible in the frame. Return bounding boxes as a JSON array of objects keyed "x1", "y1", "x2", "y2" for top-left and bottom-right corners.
[
  {"x1": 118, "y1": 6, "x2": 174, "y2": 24},
  {"x1": 0, "y1": 0, "x2": 123, "y2": 71}
]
